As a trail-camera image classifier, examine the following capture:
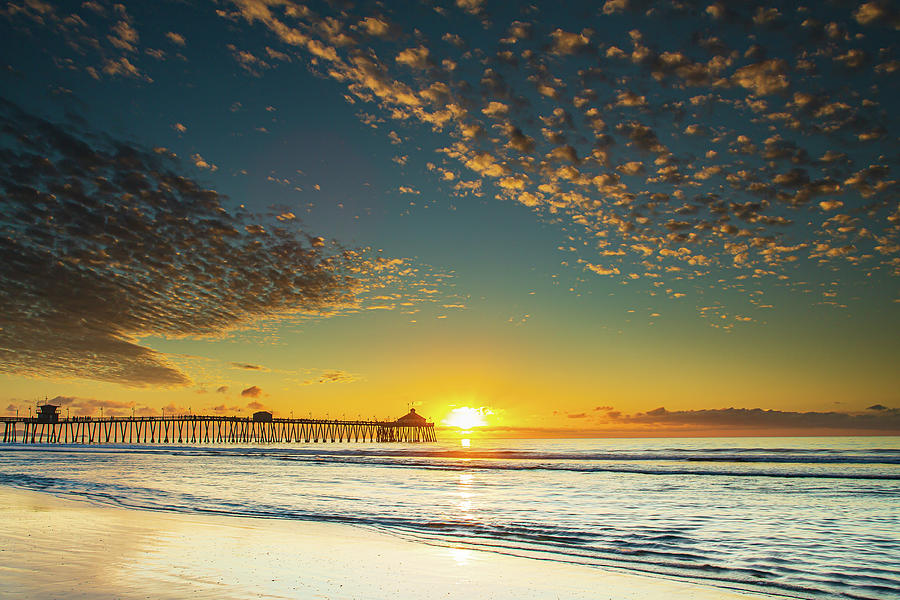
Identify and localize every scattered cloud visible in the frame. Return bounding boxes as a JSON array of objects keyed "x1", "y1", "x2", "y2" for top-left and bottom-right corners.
[
  {"x1": 301, "y1": 369, "x2": 359, "y2": 385},
  {"x1": 47, "y1": 395, "x2": 153, "y2": 417},
  {"x1": 219, "y1": 0, "x2": 898, "y2": 314},
  {"x1": 240, "y1": 386, "x2": 263, "y2": 398}
]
